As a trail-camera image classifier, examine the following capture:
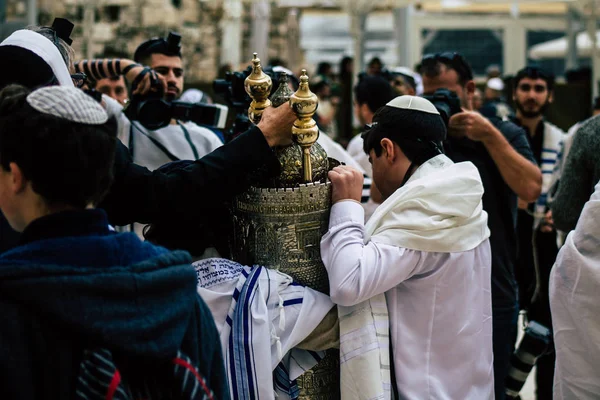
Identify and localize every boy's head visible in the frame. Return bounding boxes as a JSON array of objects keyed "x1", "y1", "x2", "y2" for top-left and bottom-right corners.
[
  {"x1": 362, "y1": 96, "x2": 446, "y2": 200},
  {"x1": 0, "y1": 85, "x2": 116, "y2": 232}
]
